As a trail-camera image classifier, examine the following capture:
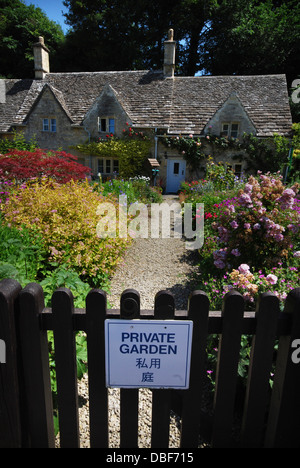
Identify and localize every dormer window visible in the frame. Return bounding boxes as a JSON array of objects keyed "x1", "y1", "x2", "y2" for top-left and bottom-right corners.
[
  {"x1": 221, "y1": 122, "x2": 239, "y2": 138},
  {"x1": 43, "y1": 118, "x2": 56, "y2": 132},
  {"x1": 98, "y1": 117, "x2": 115, "y2": 135}
]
